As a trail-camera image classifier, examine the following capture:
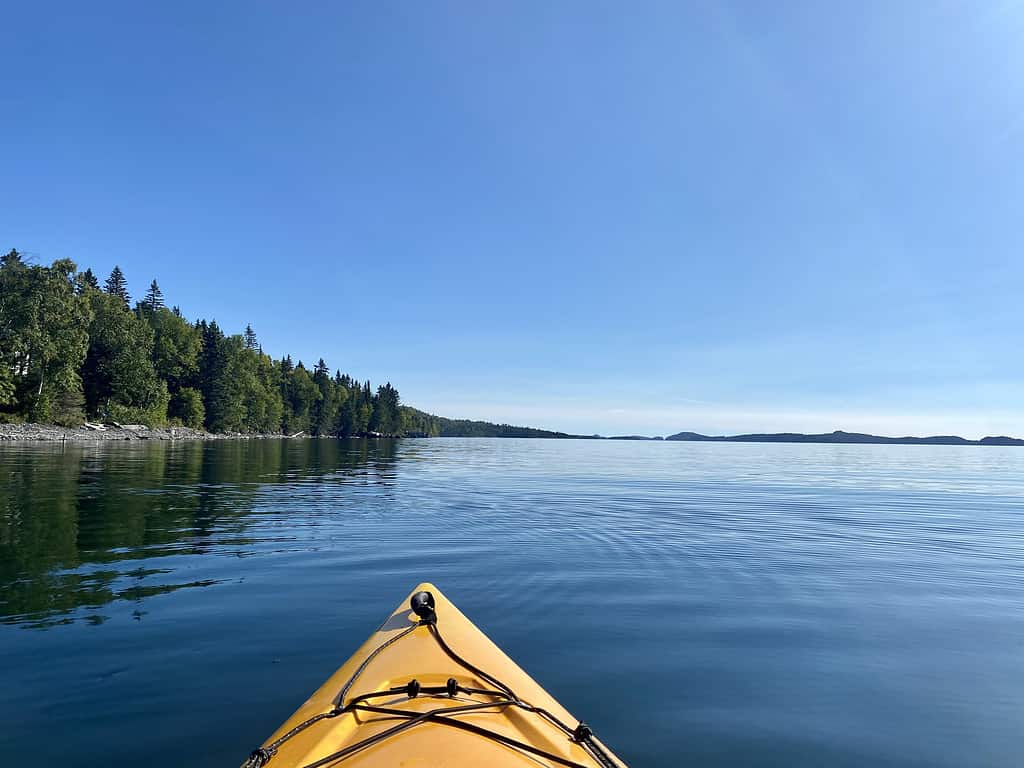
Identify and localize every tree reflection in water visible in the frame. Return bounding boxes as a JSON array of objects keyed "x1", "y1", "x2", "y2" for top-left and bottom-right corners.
[{"x1": 0, "y1": 438, "x2": 399, "y2": 628}]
